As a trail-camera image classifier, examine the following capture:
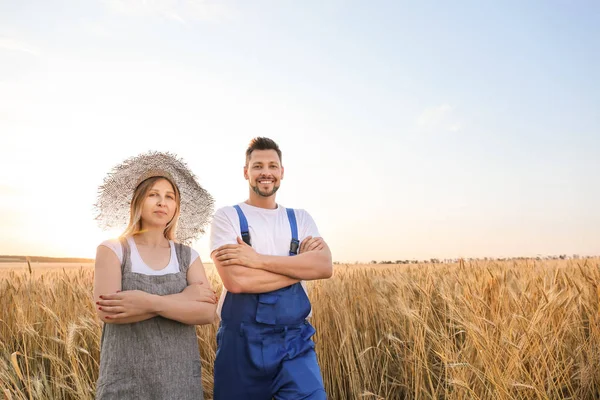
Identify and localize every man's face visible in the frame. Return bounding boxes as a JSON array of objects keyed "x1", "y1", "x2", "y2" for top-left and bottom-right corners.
[{"x1": 244, "y1": 149, "x2": 284, "y2": 198}]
